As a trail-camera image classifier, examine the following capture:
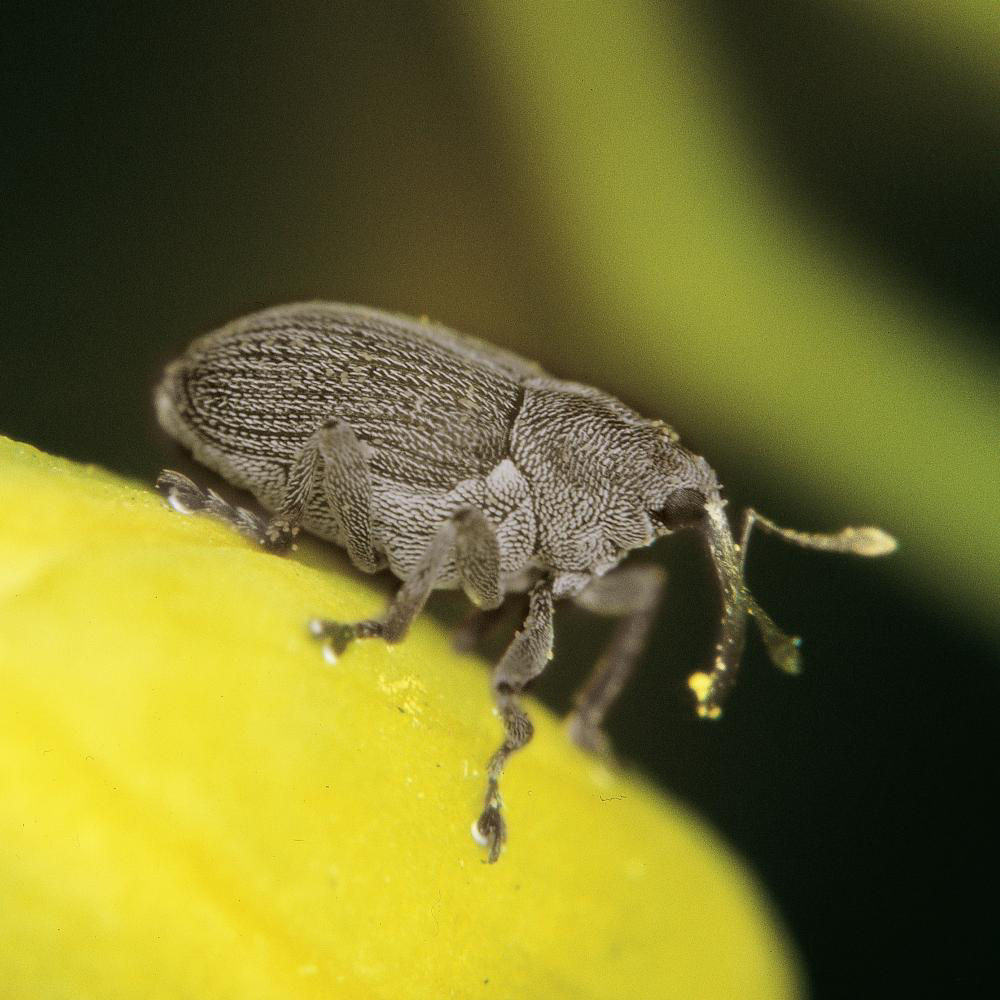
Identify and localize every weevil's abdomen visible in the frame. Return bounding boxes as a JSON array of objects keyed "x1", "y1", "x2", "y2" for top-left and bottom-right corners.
[
  {"x1": 155, "y1": 351, "x2": 298, "y2": 506},
  {"x1": 156, "y1": 302, "x2": 530, "y2": 508}
]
